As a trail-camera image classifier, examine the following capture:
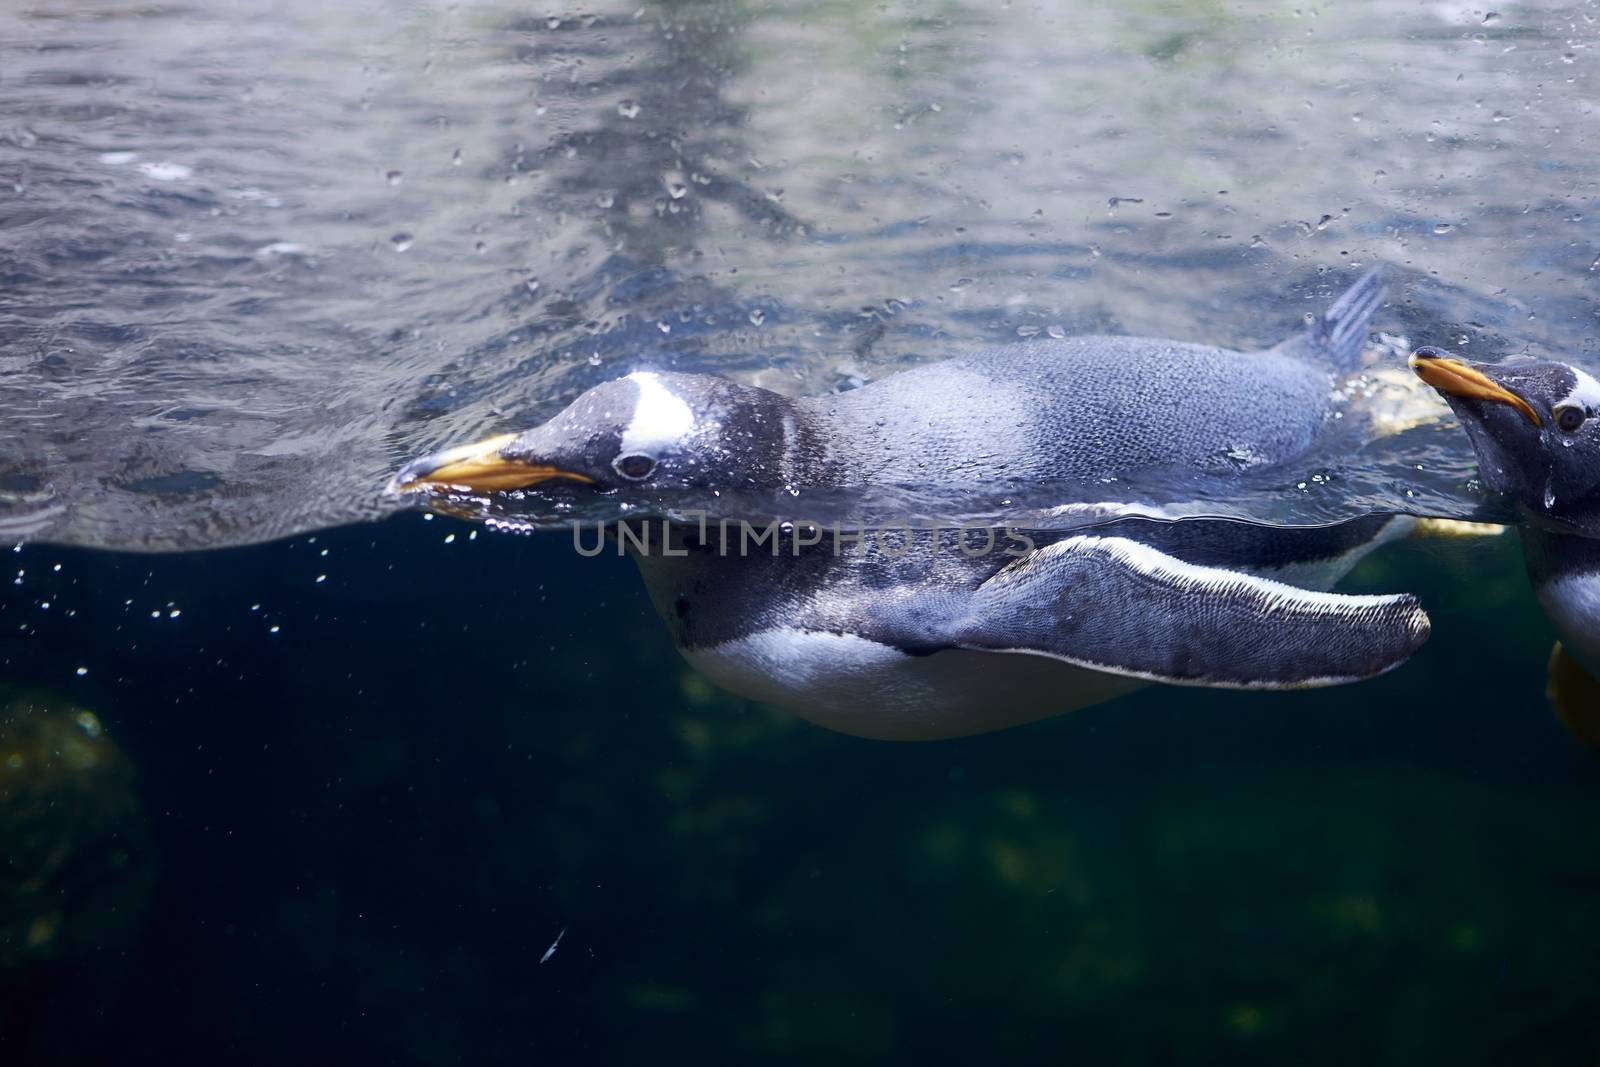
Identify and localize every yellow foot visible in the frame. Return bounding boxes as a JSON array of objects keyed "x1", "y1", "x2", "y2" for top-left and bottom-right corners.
[
  {"x1": 1410, "y1": 518, "x2": 1508, "y2": 540},
  {"x1": 1547, "y1": 642, "x2": 1600, "y2": 752}
]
